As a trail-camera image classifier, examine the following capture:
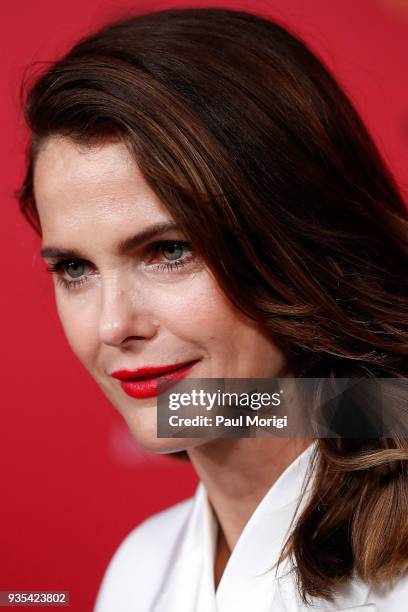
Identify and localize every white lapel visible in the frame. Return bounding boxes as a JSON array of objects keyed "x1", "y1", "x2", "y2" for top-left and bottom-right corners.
[
  {"x1": 152, "y1": 481, "x2": 217, "y2": 612},
  {"x1": 214, "y1": 442, "x2": 376, "y2": 611},
  {"x1": 214, "y1": 443, "x2": 317, "y2": 610},
  {"x1": 153, "y1": 442, "x2": 377, "y2": 611},
  {"x1": 273, "y1": 557, "x2": 375, "y2": 611}
]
